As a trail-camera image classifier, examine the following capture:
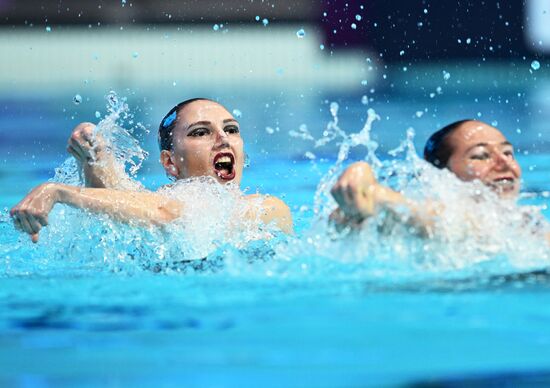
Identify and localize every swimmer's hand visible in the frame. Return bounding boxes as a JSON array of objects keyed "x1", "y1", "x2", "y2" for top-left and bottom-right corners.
[
  {"x1": 330, "y1": 162, "x2": 439, "y2": 236},
  {"x1": 67, "y1": 122, "x2": 104, "y2": 165},
  {"x1": 67, "y1": 122, "x2": 126, "y2": 189},
  {"x1": 10, "y1": 183, "x2": 57, "y2": 243},
  {"x1": 330, "y1": 162, "x2": 380, "y2": 223}
]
